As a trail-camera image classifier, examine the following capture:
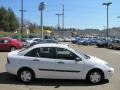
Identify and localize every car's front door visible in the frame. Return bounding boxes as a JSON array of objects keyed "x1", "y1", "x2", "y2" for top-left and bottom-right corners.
[
  {"x1": 0, "y1": 39, "x2": 4, "y2": 51},
  {"x1": 52, "y1": 47, "x2": 85, "y2": 79},
  {"x1": 0, "y1": 39, "x2": 9, "y2": 51}
]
